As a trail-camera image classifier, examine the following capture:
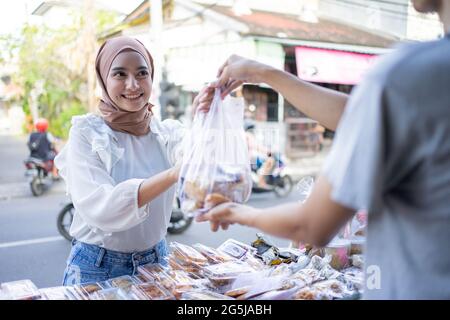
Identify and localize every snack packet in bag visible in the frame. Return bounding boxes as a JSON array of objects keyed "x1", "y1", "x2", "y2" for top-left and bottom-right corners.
[{"x1": 178, "y1": 89, "x2": 252, "y2": 216}]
